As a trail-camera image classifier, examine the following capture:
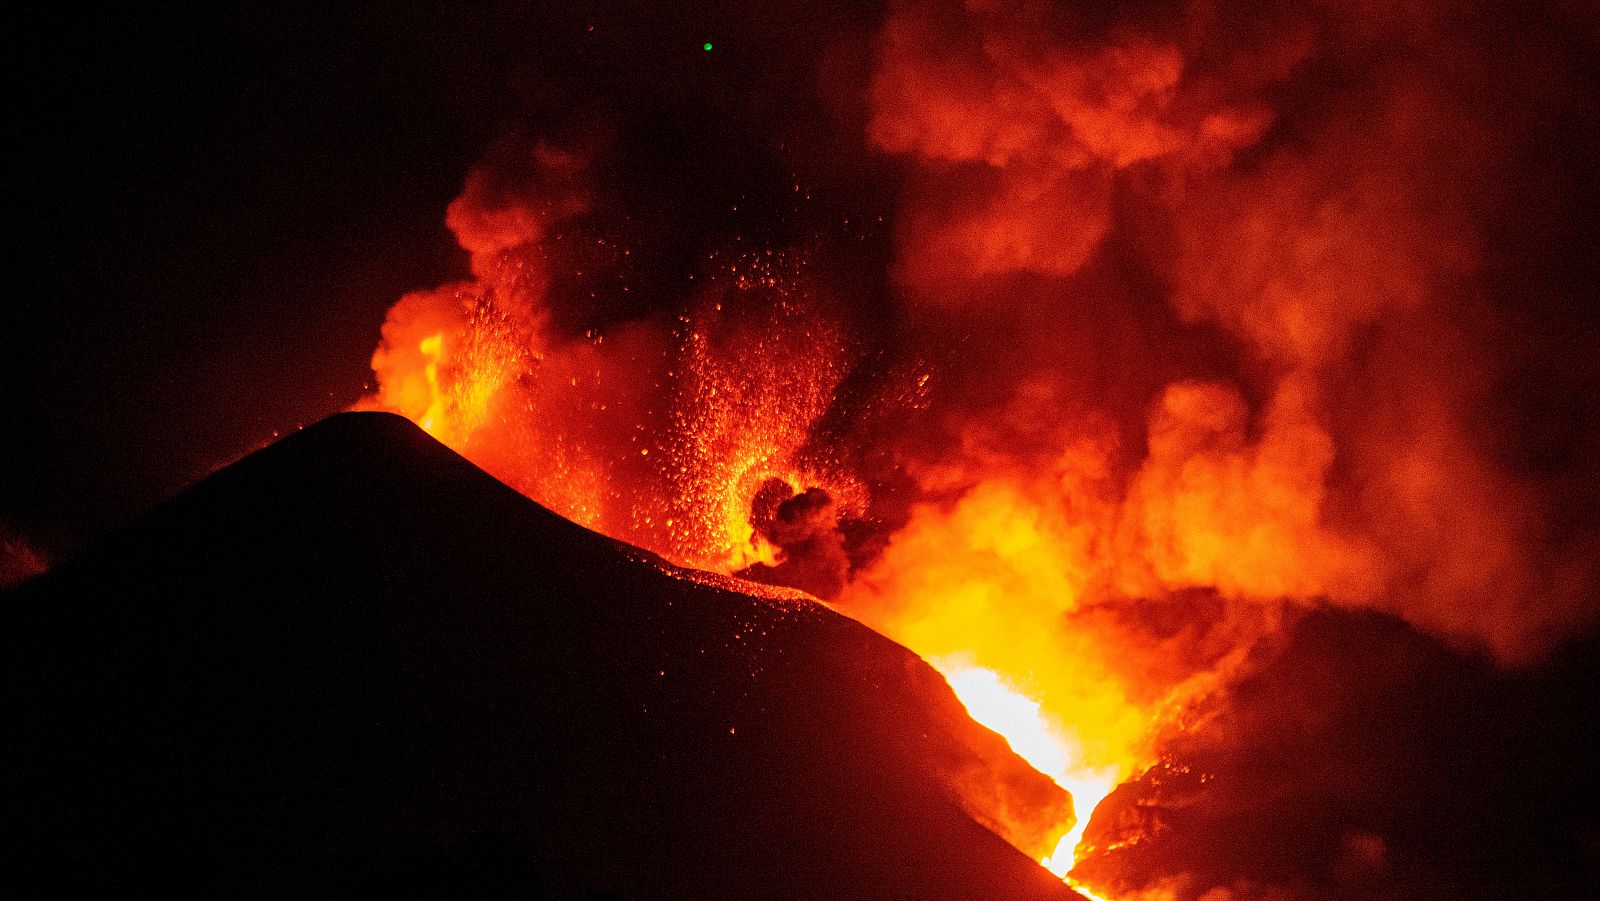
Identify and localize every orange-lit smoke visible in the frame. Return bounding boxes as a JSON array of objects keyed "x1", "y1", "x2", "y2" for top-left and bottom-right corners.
[{"x1": 861, "y1": 0, "x2": 1595, "y2": 661}]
